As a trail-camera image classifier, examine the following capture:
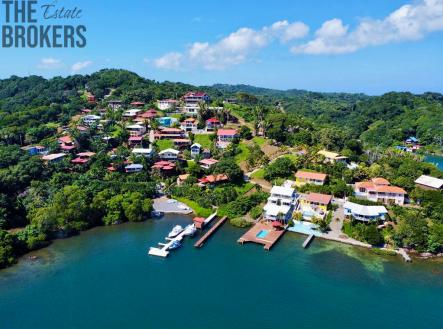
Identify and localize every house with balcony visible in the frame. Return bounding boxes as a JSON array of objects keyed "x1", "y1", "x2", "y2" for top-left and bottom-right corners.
[
  {"x1": 58, "y1": 136, "x2": 76, "y2": 152},
  {"x1": 21, "y1": 145, "x2": 48, "y2": 156},
  {"x1": 127, "y1": 124, "x2": 146, "y2": 137},
  {"x1": 317, "y1": 150, "x2": 348, "y2": 165},
  {"x1": 71, "y1": 152, "x2": 96, "y2": 165},
  {"x1": 82, "y1": 114, "x2": 101, "y2": 126},
  {"x1": 299, "y1": 193, "x2": 332, "y2": 221},
  {"x1": 190, "y1": 143, "x2": 201, "y2": 158},
  {"x1": 42, "y1": 153, "x2": 66, "y2": 164},
  {"x1": 132, "y1": 148, "x2": 154, "y2": 158},
  {"x1": 206, "y1": 118, "x2": 222, "y2": 131},
  {"x1": 159, "y1": 148, "x2": 180, "y2": 161},
  {"x1": 295, "y1": 170, "x2": 327, "y2": 187},
  {"x1": 216, "y1": 129, "x2": 238, "y2": 149},
  {"x1": 344, "y1": 202, "x2": 388, "y2": 222},
  {"x1": 354, "y1": 178, "x2": 407, "y2": 205},
  {"x1": 199, "y1": 158, "x2": 219, "y2": 170},
  {"x1": 108, "y1": 100, "x2": 122, "y2": 110},
  {"x1": 157, "y1": 99, "x2": 178, "y2": 111},
  {"x1": 182, "y1": 91, "x2": 210, "y2": 116},
  {"x1": 180, "y1": 118, "x2": 198, "y2": 132},
  {"x1": 154, "y1": 128, "x2": 184, "y2": 140},
  {"x1": 123, "y1": 109, "x2": 141, "y2": 119},
  {"x1": 263, "y1": 185, "x2": 299, "y2": 223},
  {"x1": 125, "y1": 164, "x2": 143, "y2": 173}
]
